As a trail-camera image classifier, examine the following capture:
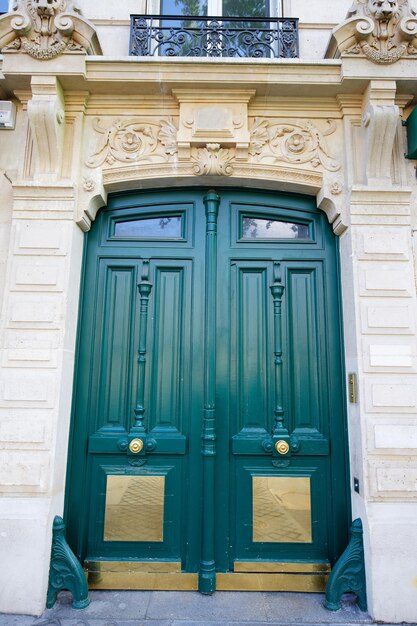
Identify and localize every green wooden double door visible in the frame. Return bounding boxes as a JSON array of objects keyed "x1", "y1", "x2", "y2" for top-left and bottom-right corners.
[{"x1": 66, "y1": 188, "x2": 350, "y2": 592}]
